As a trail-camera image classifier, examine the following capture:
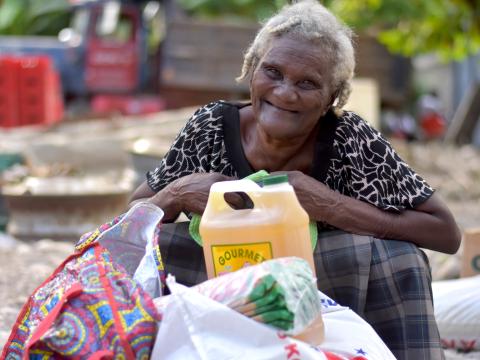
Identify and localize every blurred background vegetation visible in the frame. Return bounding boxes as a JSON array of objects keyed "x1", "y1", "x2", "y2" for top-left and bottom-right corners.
[
  {"x1": 0, "y1": 0, "x2": 479, "y2": 61},
  {"x1": 0, "y1": 0, "x2": 70, "y2": 36}
]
